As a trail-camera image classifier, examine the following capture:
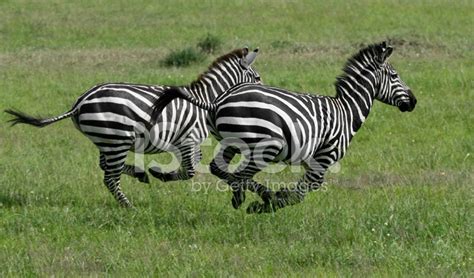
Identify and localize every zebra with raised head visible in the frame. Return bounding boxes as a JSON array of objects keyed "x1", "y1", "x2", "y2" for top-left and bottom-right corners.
[
  {"x1": 5, "y1": 47, "x2": 261, "y2": 207},
  {"x1": 152, "y1": 42, "x2": 417, "y2": 213}
]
